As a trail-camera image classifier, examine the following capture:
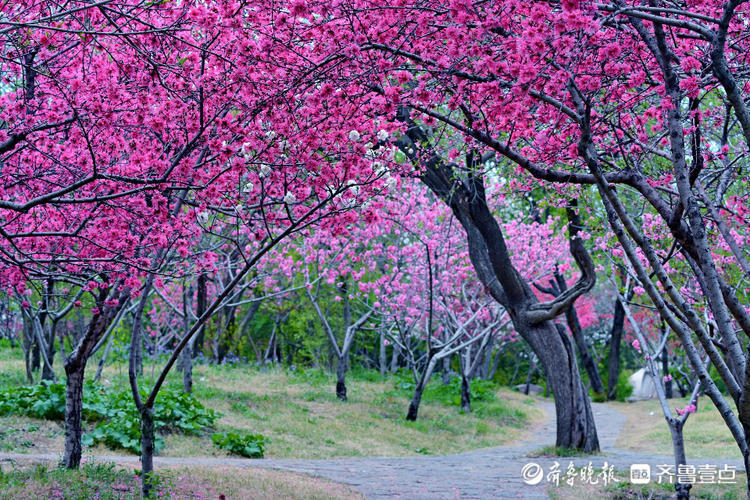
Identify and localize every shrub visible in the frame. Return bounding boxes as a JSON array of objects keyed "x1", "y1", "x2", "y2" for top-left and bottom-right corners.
[
  {"x1": 0, "y1": 382, "x2": 217, "y2": 454},
  {"x1": 616, "y1": 370, "x2": 634, "y2": 402},
  {"x1": 211, "y1": 431, "x2": 265, "y2": 458},
  {"x1": 0, "y1": 380, "x2": 66, "y2": 419},
  {"x1": 392, "y1": 373, "x2": 498, "y2": 406}
]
